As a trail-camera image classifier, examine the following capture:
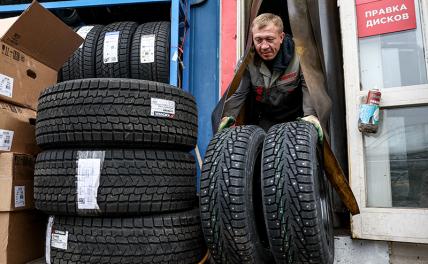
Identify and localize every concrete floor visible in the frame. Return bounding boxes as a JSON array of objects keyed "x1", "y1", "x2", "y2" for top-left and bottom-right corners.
[
  {"x1": 28, "y1": 236, "x2": 428, "y2": 264},
  {"x1": 335, "y1": 235, "x2": 428, "y2": 264}
]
